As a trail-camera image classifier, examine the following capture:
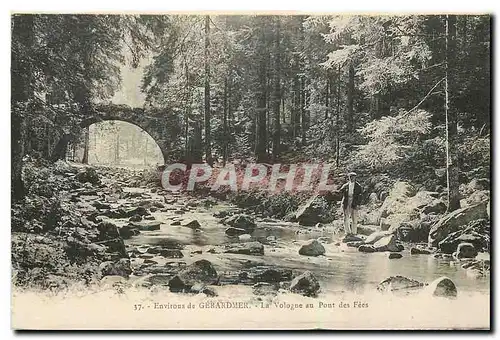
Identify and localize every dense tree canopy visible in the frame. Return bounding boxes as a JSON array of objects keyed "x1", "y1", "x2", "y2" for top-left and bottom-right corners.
[{"x1": 11, "y1": 14, "x2": 491, "y2": 209}]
